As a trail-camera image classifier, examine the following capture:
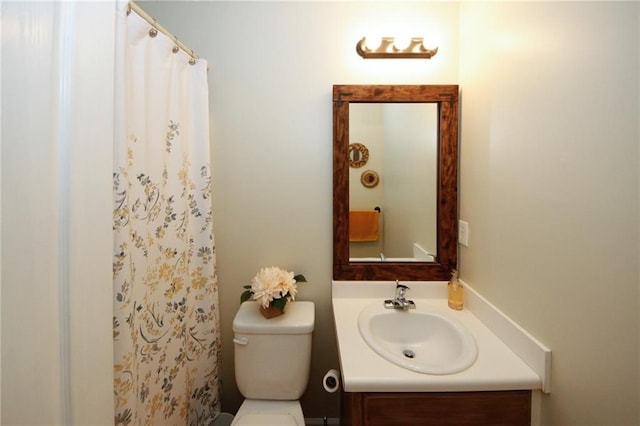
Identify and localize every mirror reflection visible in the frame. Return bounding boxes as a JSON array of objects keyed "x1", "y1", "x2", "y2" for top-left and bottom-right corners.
[{"x1": 348, "y1": 103, "x2": 438, "y2": 262}]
